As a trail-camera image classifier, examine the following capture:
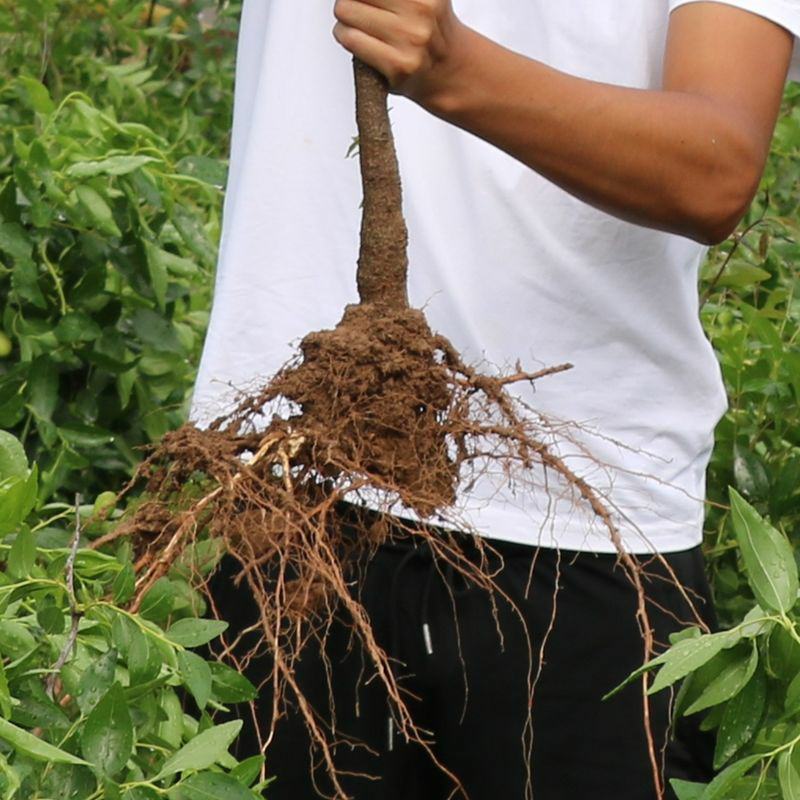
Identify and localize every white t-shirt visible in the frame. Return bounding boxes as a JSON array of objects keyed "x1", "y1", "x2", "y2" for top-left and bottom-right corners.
[{"x1": 191, "y1": 0, "x2": 800, "y2": 554}]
